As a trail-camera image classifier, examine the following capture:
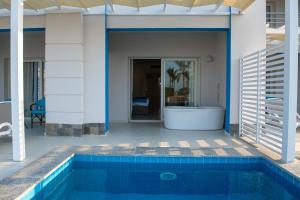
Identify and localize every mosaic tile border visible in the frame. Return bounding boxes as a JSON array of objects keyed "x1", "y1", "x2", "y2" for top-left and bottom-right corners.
[
  {"x1": 74, "y1": 154, "x2": 261, "y2": 165},
  {"x1": 262, "y1": 158, "x2": 300, "y2": 194},
  {"x1": 45, "y1": 123, "x2": 105, "y2": 136}
]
